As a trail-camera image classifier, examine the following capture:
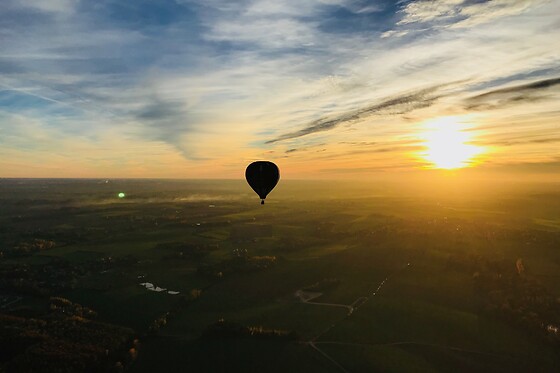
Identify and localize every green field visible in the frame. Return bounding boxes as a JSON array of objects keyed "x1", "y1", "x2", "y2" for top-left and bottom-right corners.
[{"x1": 1, "y1": 179, "x2": 559, "y2": 372}]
